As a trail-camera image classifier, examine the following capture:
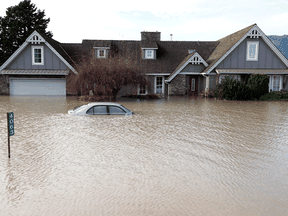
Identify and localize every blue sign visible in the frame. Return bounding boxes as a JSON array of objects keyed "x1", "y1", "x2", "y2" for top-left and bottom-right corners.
[{"x1": 8, "y1": 112, "x2": 14, "y2": 136}]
